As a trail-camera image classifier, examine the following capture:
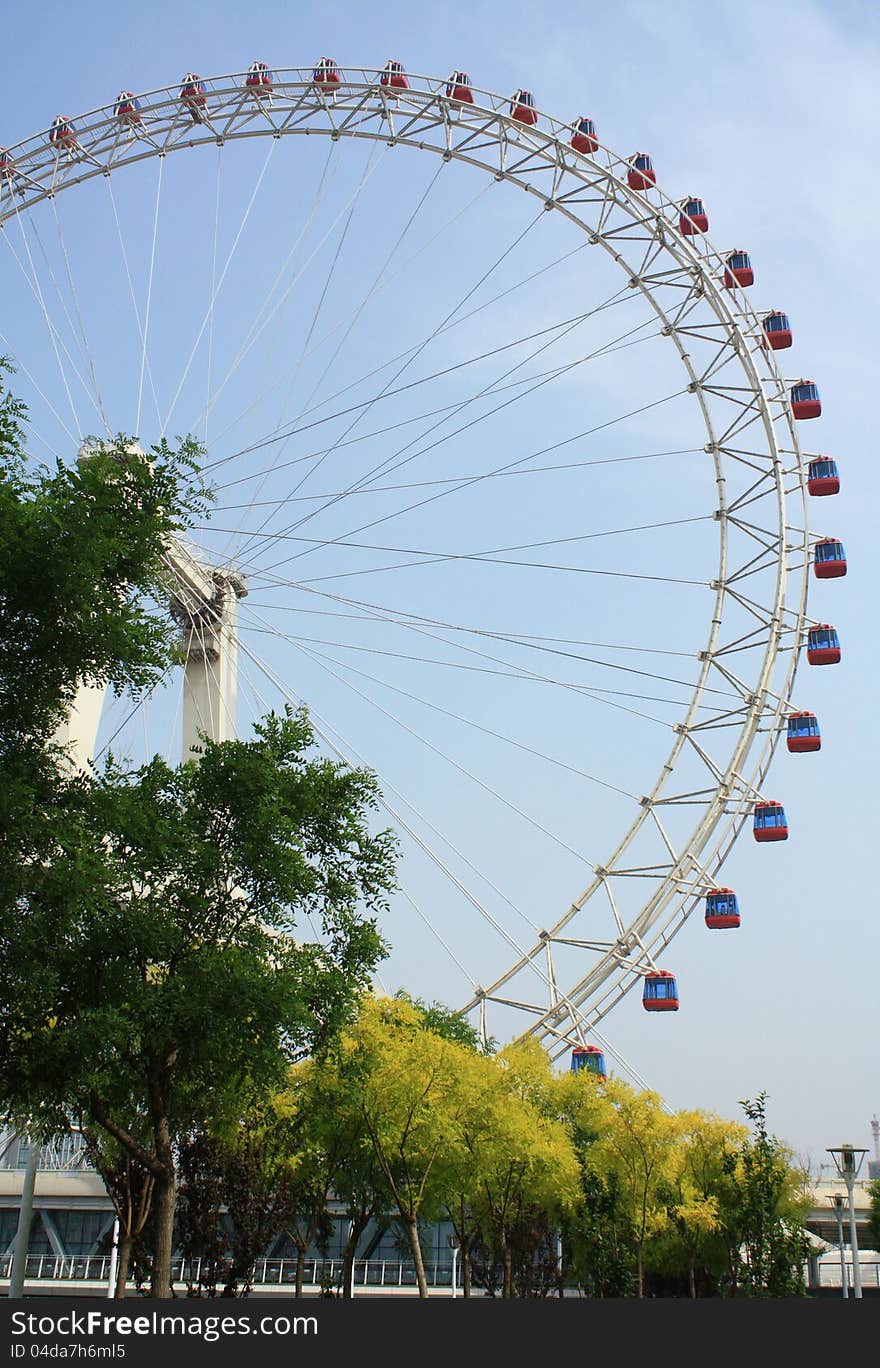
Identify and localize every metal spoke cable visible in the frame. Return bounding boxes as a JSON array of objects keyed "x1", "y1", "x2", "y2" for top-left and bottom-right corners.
[
  {"x1": 240, "y1": 604, "x2": 606, "y2": 866},
  {"x1": 193, "y1": 145, "x2": 389, "y2": 434},
  {"x1": 201, "y1": 229, "x2": 590, "y2": 476},
  {"x1": 253, "y1": 574, "x2": 692, "y2": 728},
  {"x1": 225, "y1": 209, "x2": 550, "y2": 565},
  {"x1": 208, "y1": 304, "x2": 646, "y2": 499},
  {"x1": 193, "y1": 143, "x2": 340, "y2": 438},
  {"x1": 237, "y1": 312, "x2": 662, "y2": 578},
  {"x1": 50, "y1": 197, "x2": 110, "y2": 434},
  {"x1": 241, "y1": 615, "x2": 727, "y2": 715},
  {"x1": 236, "y1": 631, "x2": 585, "y2": 996},
  {"x1": 106, "y1": 177, "x2": 162, "y2": 433},
  {"x1": 200, "y1": 280, "x2": 635, "y2": 484},
  {"x1": 162, "y1": 139, "x2": 277, "y2": 436},
  {"x1": 240, "y1": 594, "x2": 697, "y2": 659},
  {"x1": 137, "y1": 154, "x2": 164, "y2": 438},
  {"x1": 239, "y1": 628, "x2": 661, "y2": 1096},
  {"x1": 0, "y1": 326, "x2": 77, "y2": 444},
  {"x1": 6, "y1": 209, "x2": 84, "y2": 436},
  {"x1": 197, "y1": 159, "x2": 476, "y2": 453},
  {"x1": 237, "y1": 617, "x2": 730, "y2": 705},
  {"x1": 239, "y1": 608, "x2": 639, "y2": 796},
  {"x1": 219, "y1": 141, "x2": 387, "y2": 562},
  {"x1": 243, "y1": 160, "x2": 447, "y2": 523},
  {"x1": 204, "y1": 145, "x2": 222, "y2": 445},
  {"x1": 19, "y1": 210, "x2": 108, "y2": 432},
  {"x1": 214, "y1": 443, "x2": 705, "y2": 505}
]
